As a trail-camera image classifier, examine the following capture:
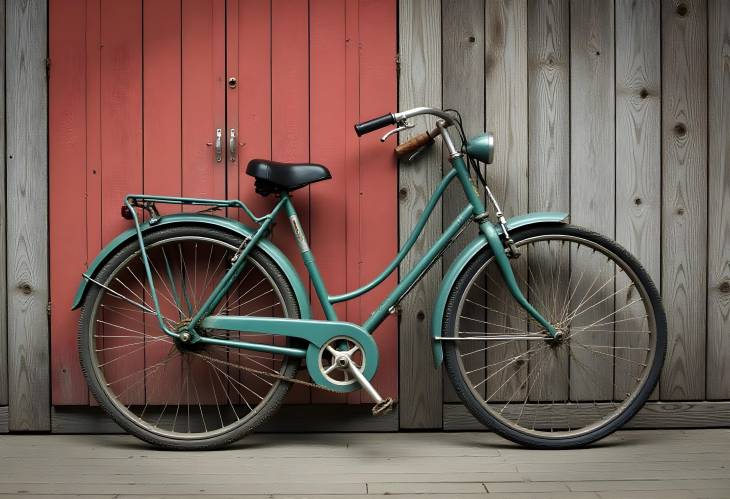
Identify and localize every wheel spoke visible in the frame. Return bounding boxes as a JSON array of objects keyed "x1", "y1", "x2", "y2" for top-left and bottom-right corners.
[
  {"x1": 448, "y1": 232, "x2": 660, "y2": 442},
  {"x1": 85, "y1": 234, "x2": 296, "y2": 442}
]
